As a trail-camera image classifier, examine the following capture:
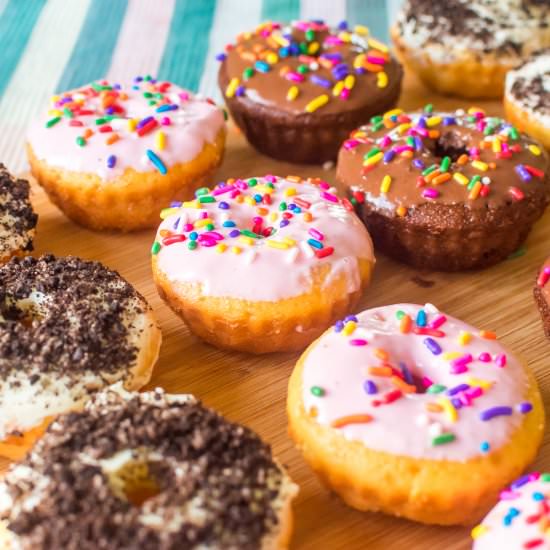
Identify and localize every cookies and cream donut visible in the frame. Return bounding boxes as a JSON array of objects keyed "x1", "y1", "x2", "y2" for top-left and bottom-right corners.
[
  {"x1": 0, "y1": 386, "x2": 298, "y2": 550},
  {"x1": 27, "y1": 76, "x2": 226, "y2": 231},
  {"x1": 0, "y1": 165, "x2": 37, "y2": 264},
  {"x1": 471, "y1": 472, "x2": 550, "y2": 549},
  {"x1": 0, "y1": 254, "x2": 161, "y2": 460},
  {"x1": 287, "y1": 303, "x2": 544, "y2": 525},
  {"x1": 505, "y1": 49, "x2": 550, "y2": 151},
  {"x1": 392, "y1": 0, "x2": 550, "y2": 98},
  {"x1": 152, "y1": 175, "x2": 375, "y2": 353},
  {"x1": 336, "y1": 106, "x2": 550, "y2": 270},
  {"x1": 218, "y1": 19, "x2": 403, "y2": 163}
]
